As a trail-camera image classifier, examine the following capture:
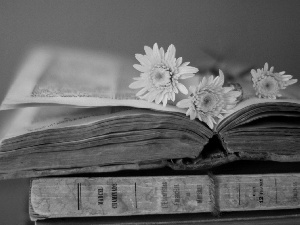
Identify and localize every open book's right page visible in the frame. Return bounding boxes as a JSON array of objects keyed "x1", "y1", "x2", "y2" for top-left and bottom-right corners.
[{"x1": 216, "y1": 75, "x2": 300, "y2": 162}]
